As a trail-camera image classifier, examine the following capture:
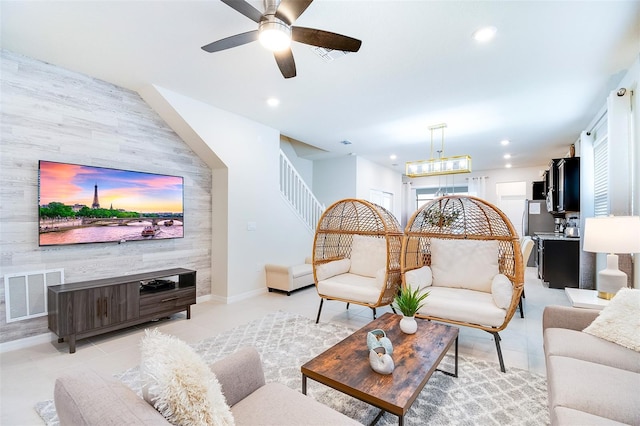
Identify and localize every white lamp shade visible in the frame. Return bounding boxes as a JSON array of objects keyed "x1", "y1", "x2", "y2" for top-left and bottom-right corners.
[{"x1": 583, "y1": 216, "x2": 640, "y2": 254}]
